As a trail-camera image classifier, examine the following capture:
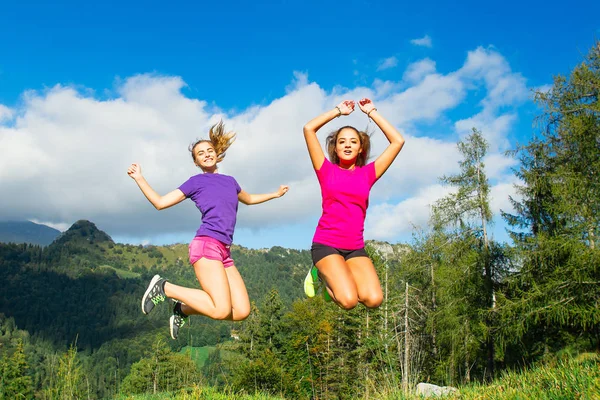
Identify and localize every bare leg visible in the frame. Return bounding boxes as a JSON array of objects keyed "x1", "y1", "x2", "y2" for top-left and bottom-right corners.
[
  {"x1": 346, "y1": 257, "x2": 383, "y2": 308},
  {"x1": 223, "y1": 265, "x2": 251, "y2": 321},
  {"x1": 164, "y1": 258, "x2": 232, "y2": 320},
  {"x1": 316, "y1": 255, "x2": 359, "y2": 310}
]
